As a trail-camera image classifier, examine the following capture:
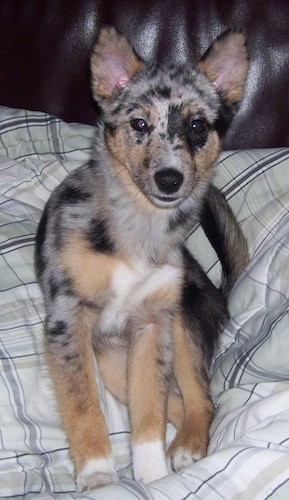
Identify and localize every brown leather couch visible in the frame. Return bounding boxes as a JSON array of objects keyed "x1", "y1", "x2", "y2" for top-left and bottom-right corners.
[{"x1": 1, "y1": 0, "x2": 289, "y2": 150}]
